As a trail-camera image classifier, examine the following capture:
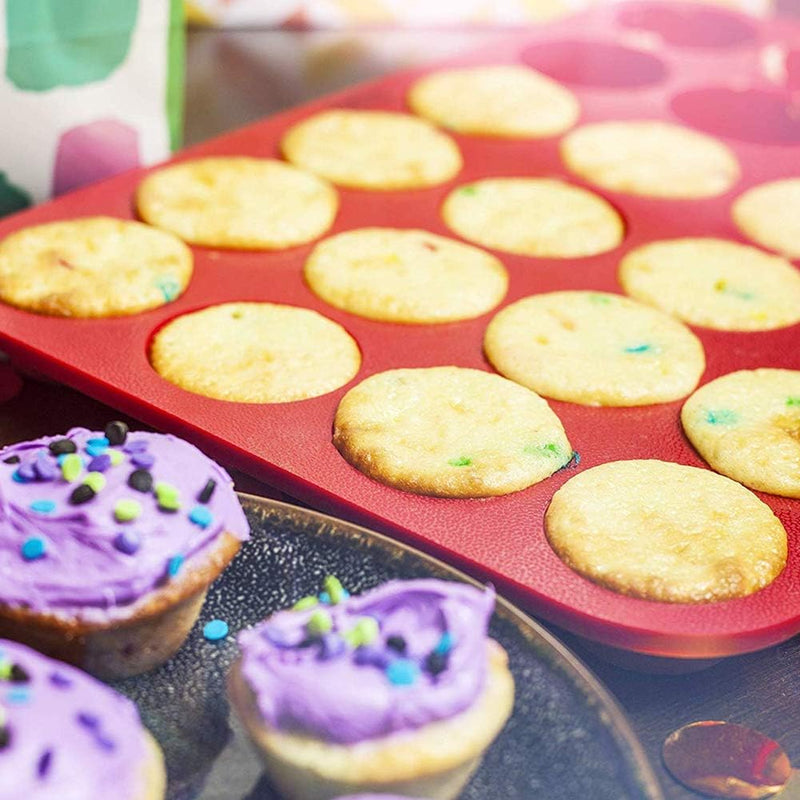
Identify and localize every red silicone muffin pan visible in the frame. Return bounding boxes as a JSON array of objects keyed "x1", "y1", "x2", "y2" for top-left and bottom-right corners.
[{"x1": 1, "y1": 2, "x2": 799, "y2": 659}]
